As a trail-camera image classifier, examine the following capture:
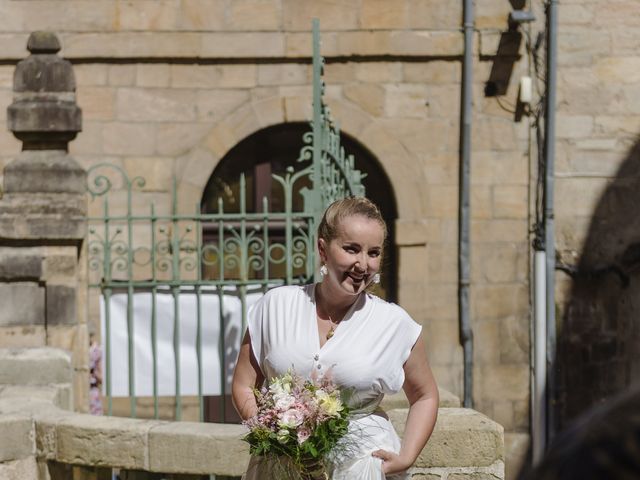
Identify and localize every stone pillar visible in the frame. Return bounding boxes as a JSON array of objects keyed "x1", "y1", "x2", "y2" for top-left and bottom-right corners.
[{"x1": 0, "y1": 31, "x2": 88, "y2": 412}]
